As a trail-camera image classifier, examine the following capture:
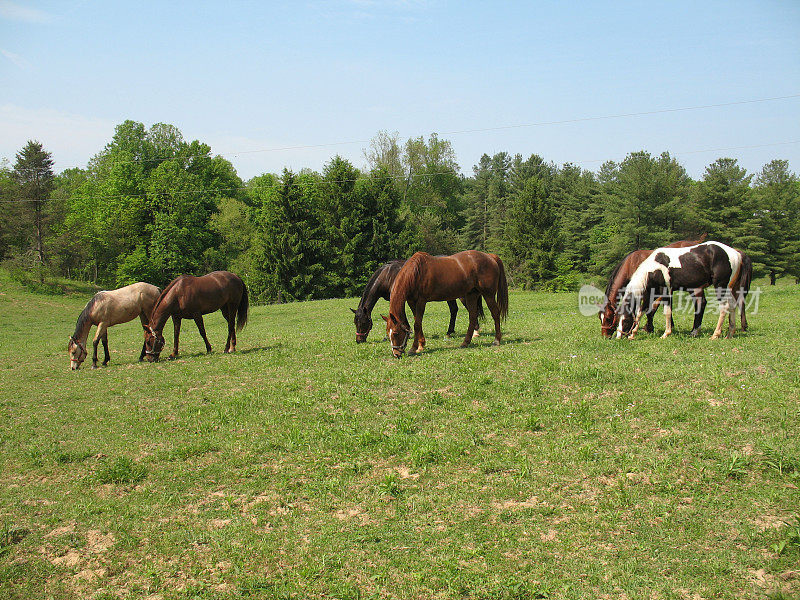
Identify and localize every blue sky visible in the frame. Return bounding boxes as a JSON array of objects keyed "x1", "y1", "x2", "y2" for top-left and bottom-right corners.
[{"x1": 1, "y1": 0, "x2": 798, "y2": 180}]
